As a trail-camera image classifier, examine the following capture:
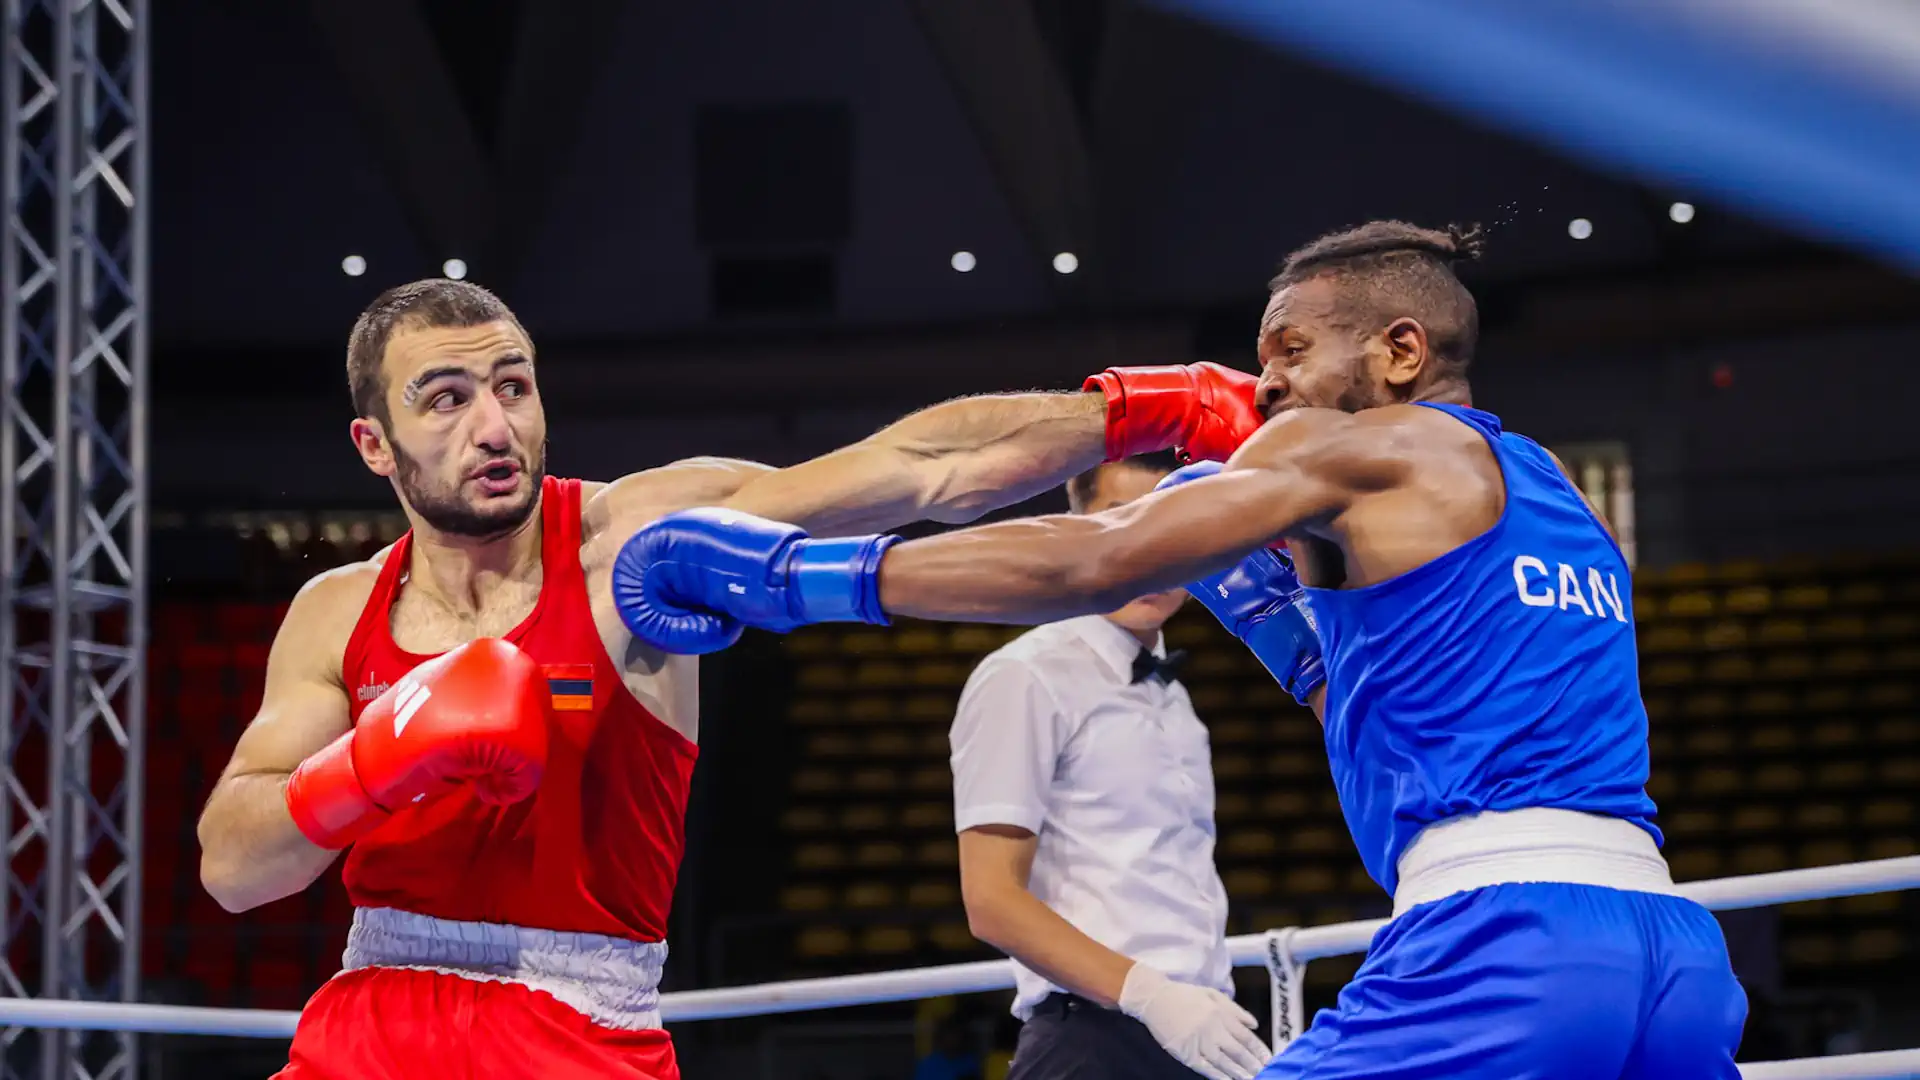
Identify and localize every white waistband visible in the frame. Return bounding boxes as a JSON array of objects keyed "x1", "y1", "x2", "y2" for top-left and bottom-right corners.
[
  {"x1": 1391, "y1": 808, "x2": 1675, "y2": 918},
  {"x1": 341, "y1": 907, "x2": 668, "y2": 1031}
]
